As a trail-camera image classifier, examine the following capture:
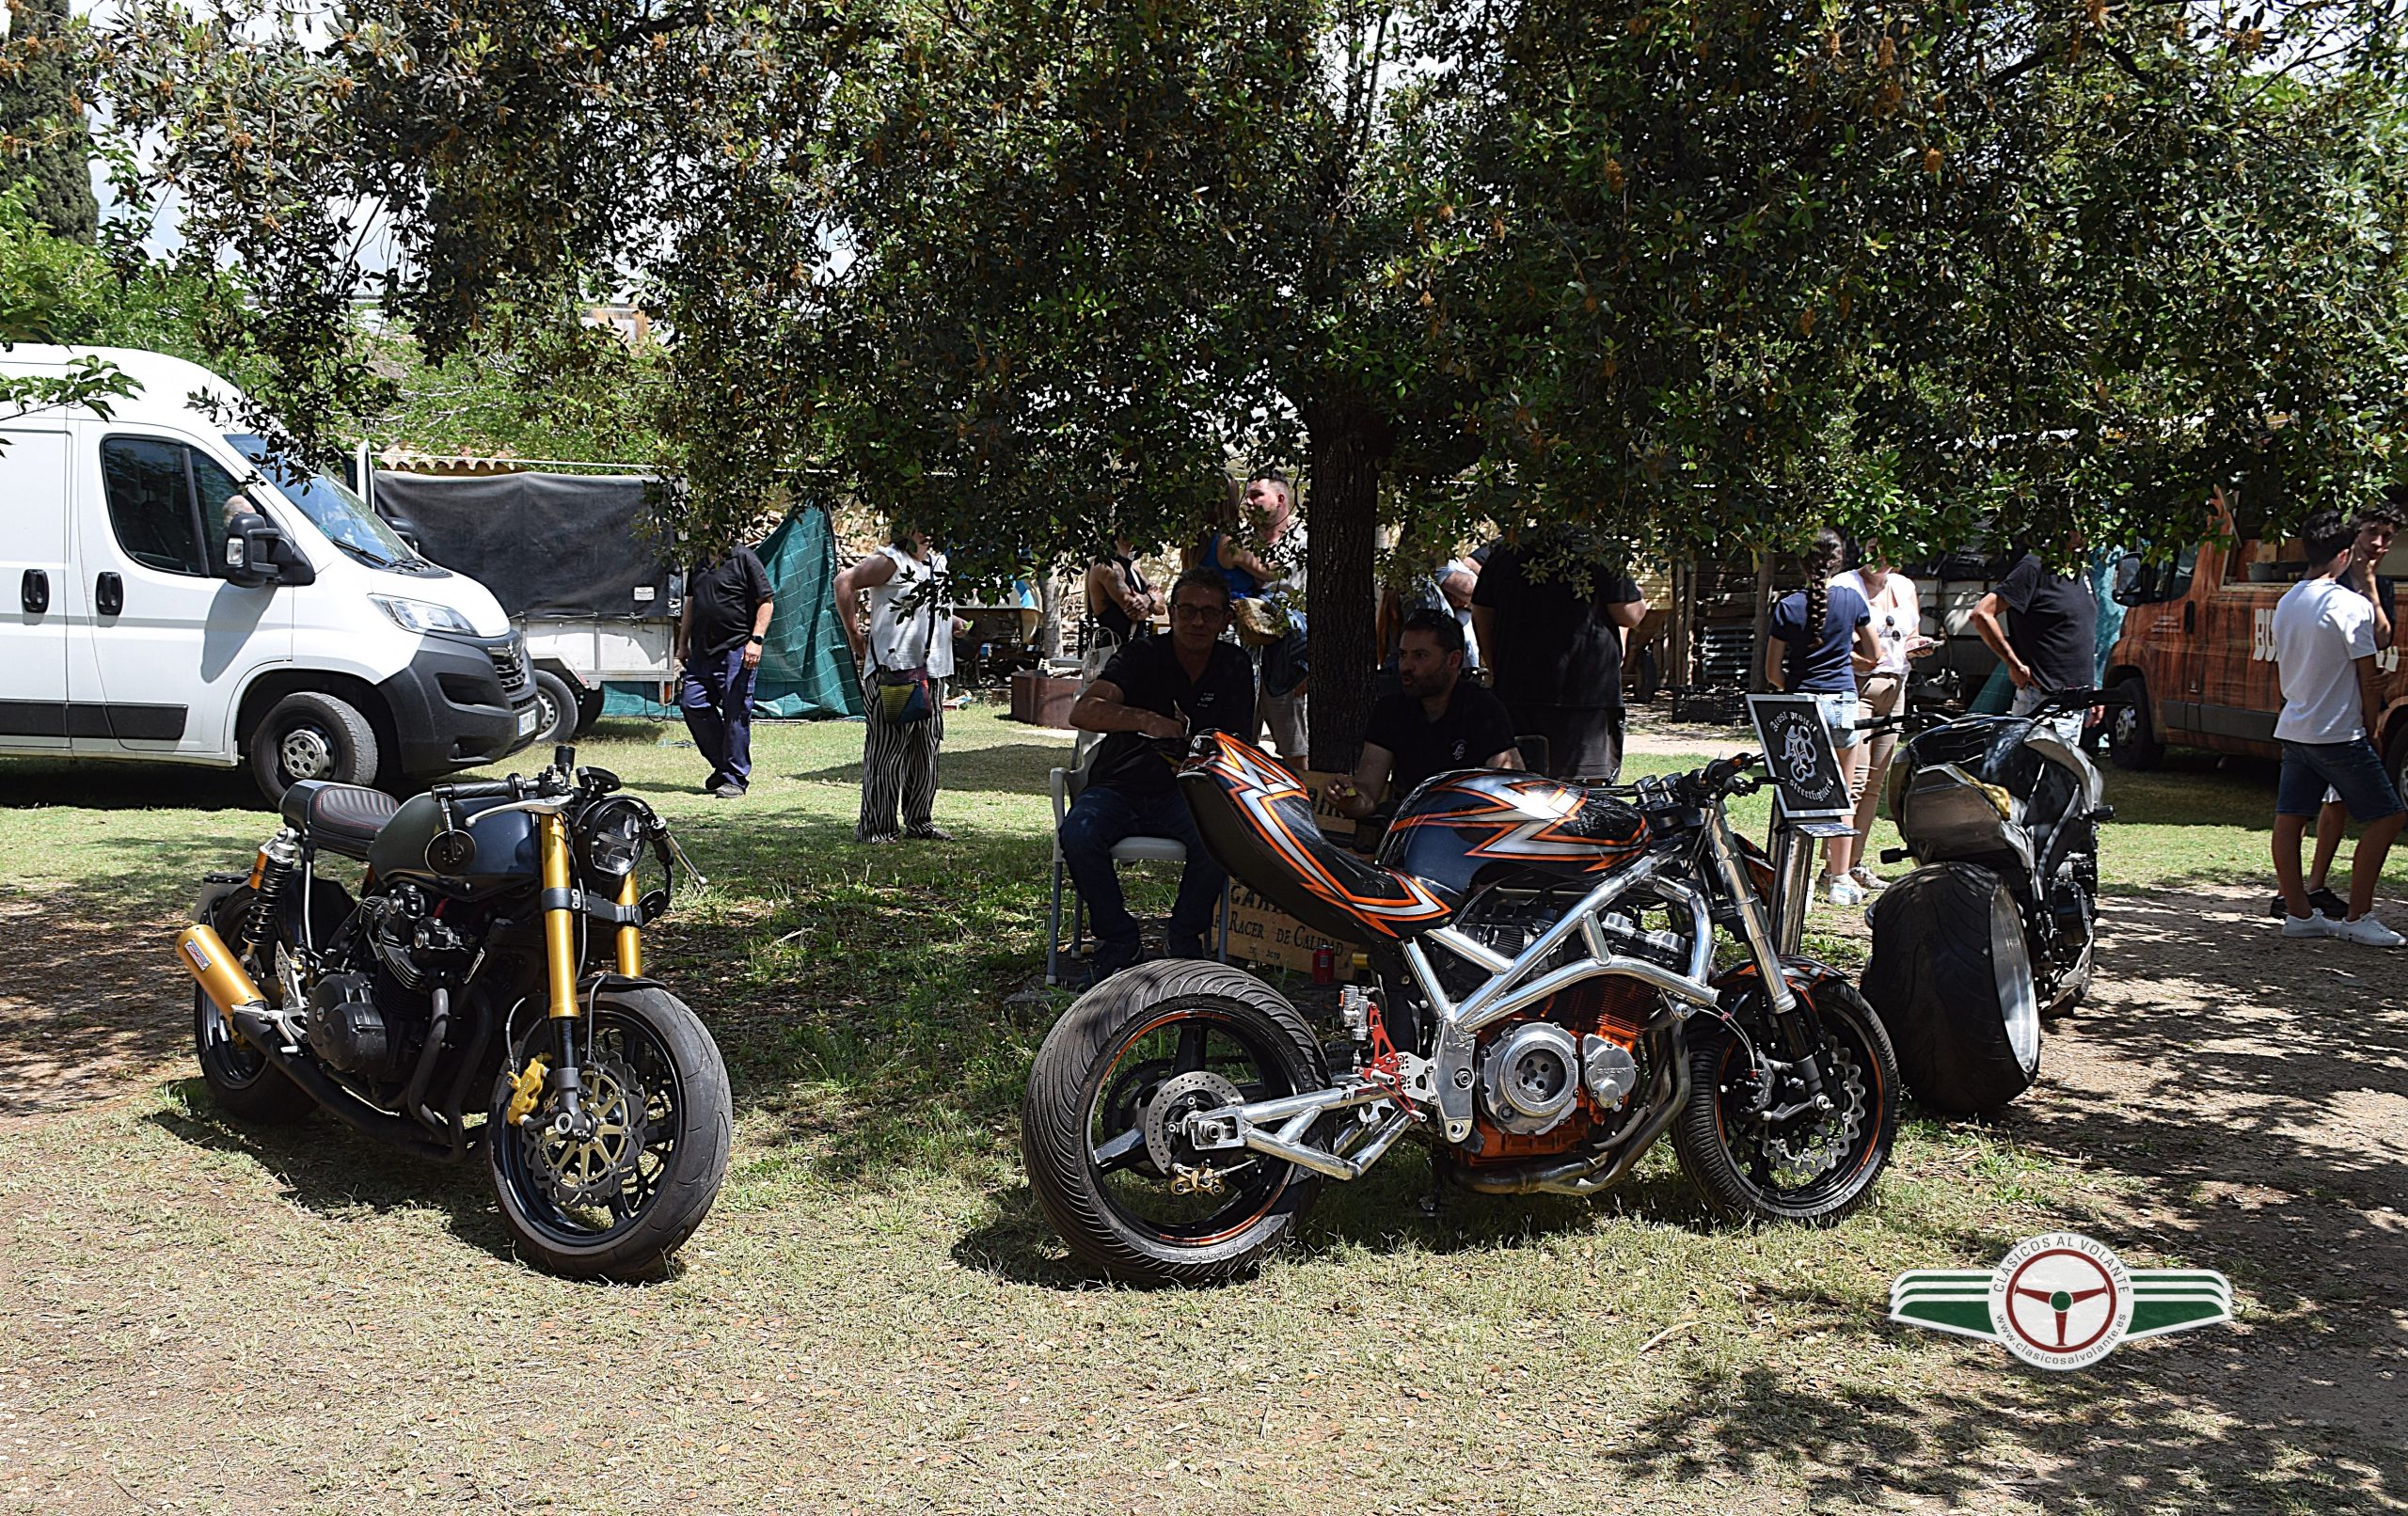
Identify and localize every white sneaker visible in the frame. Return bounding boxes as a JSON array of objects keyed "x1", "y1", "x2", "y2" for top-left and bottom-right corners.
[
  {"x1": 2281, "y1": 910, "x2": 2336, "y2": 938},
  {"x1": 1825, "y1": 875, "x2": 1866, "y2": 908},
  {"x1": 1848, "y1": 864, "x2": 1886, "y2": 892},
  {"x1": 2332, "y1": 914, "x2": 2405, "y2": 947}
]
